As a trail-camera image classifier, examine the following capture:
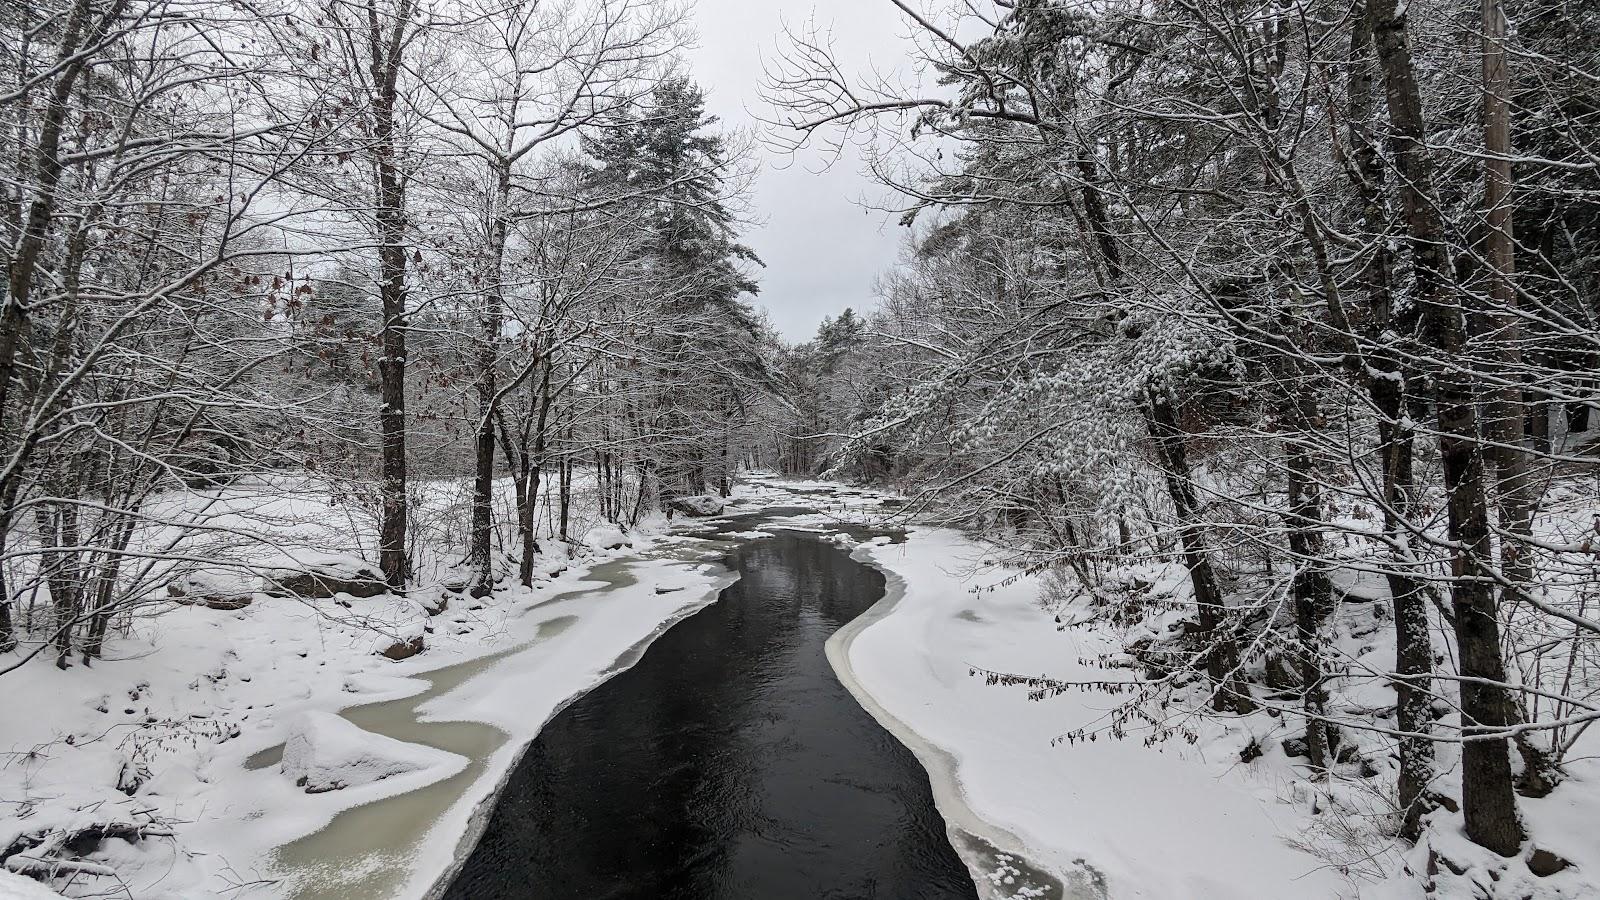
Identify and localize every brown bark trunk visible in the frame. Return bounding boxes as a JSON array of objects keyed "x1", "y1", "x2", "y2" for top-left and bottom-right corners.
[{"x1": 368, "y1": 0, "x2": 415, "y2": 590}]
